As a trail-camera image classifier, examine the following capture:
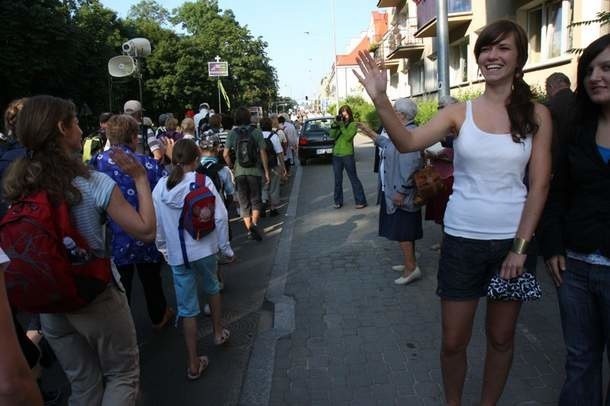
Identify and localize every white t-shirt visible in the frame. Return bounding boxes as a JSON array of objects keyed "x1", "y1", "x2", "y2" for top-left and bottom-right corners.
[{"x1": 262, "y1": 131, "x2": 284, "y2": 167}]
